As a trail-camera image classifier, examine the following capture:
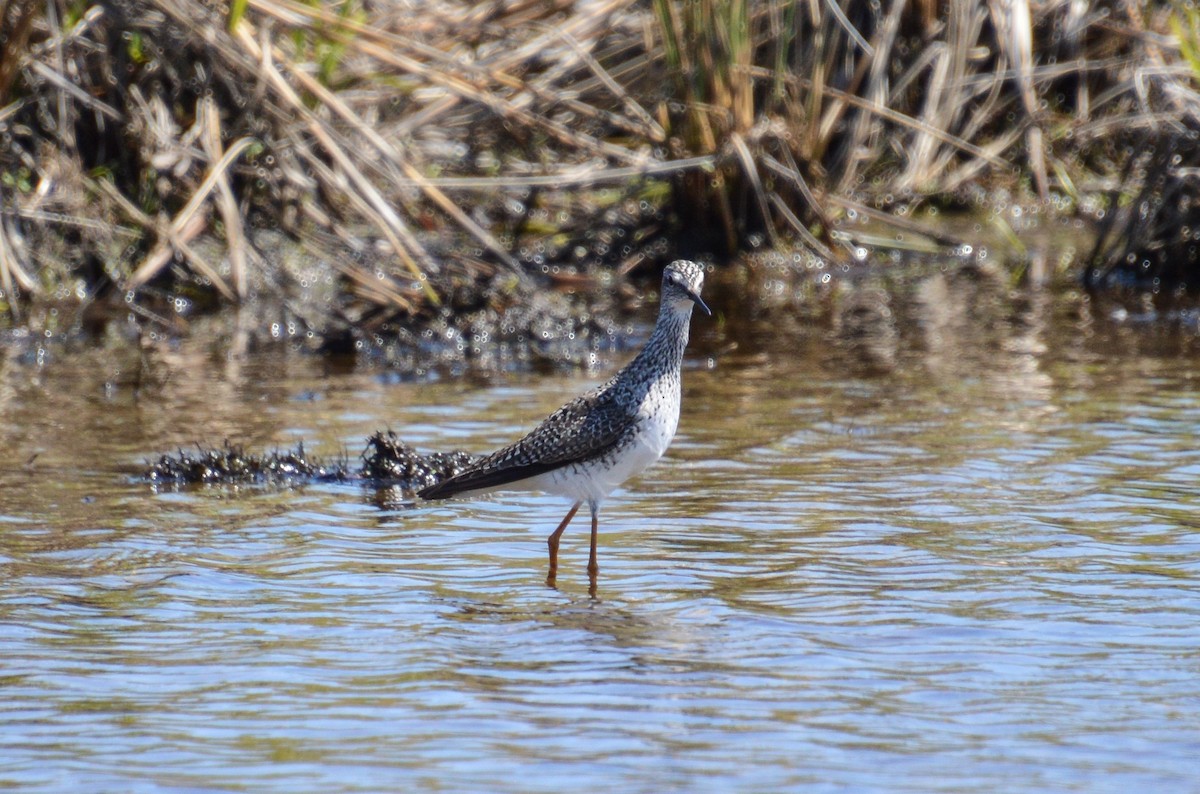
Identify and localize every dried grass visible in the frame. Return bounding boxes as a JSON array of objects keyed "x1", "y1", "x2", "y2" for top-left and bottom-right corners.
[{"x1": 0, "y1": 0, "x2": 1195, "y2": 331}]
